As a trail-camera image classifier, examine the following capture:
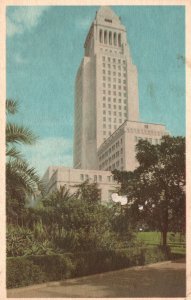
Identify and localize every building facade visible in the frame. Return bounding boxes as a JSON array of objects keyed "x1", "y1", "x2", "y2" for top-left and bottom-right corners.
[
  {"x1": 42, "y1": 166, "x2": 118, "y2": 203},
  {"x1": 74, "y1": 6, "x2": 139, "y2": 170},
  {"x1": 43, "y1": 6, "x2": 169, "y2": 202},
  {"x1": 98, "y1": 120, "x2": 168, "y2": 172}
]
